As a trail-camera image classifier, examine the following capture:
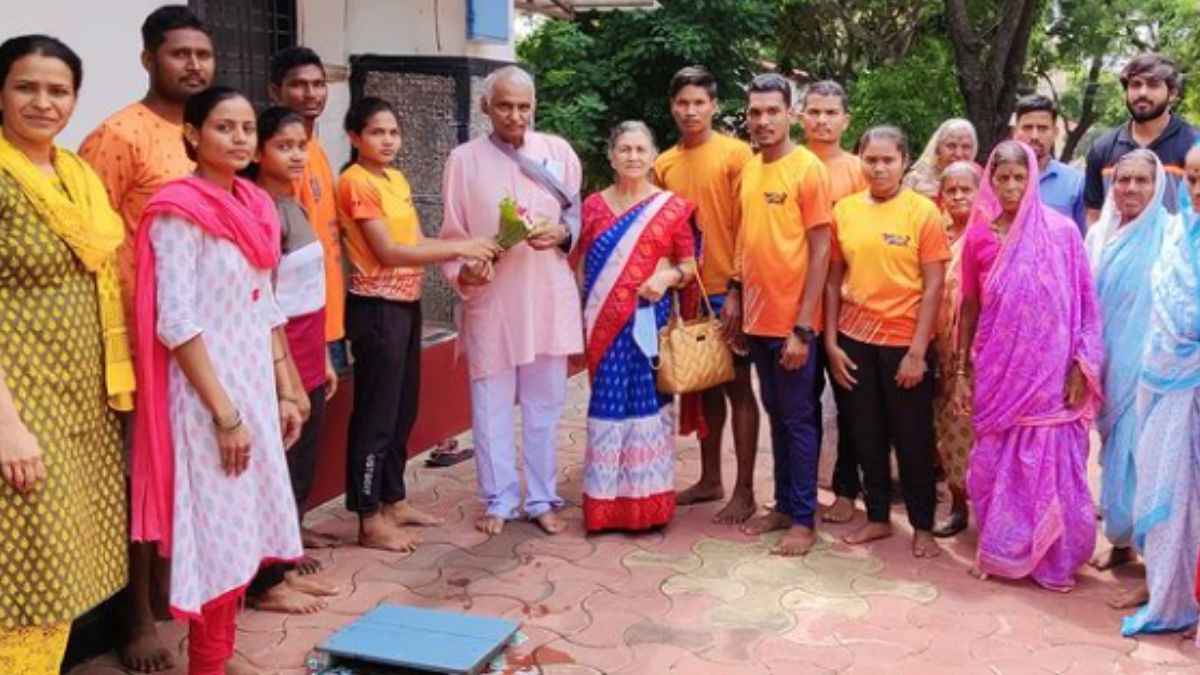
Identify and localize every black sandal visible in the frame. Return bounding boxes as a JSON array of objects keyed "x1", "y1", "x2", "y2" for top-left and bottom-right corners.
[{"x1": 425, "y1": 439, "x2": 473, "y2": 467}]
